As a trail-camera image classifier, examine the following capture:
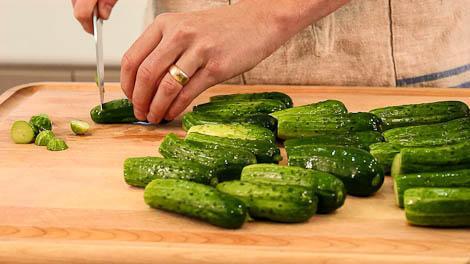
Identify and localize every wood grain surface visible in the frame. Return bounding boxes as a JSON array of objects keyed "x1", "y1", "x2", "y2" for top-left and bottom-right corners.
[{"x1": 0, "y1": 82, "x2": 469, "y2": 264}]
